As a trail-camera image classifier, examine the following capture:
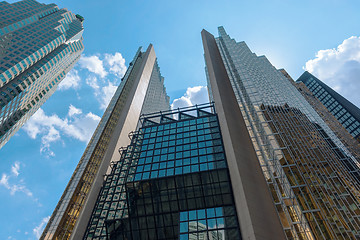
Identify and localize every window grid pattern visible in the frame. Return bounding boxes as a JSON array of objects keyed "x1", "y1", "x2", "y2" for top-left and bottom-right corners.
[
  {"x1": 299, "y1": 74, "x2": 360, "y2": 140},
  {"x1": 84, "y1": 105, "x2": 241, "y2": 240},
  {"x1": 129, "y1": 115, "x2": 226, "y2": 182},
  {"x1": 0, "y1": 0, "x2": 85, "y2": 149},
  {"x1": 287, "y1": 79, "x2": 360, "y2": 175},
  {"x1": 215, "y1": 26, "x2": 360, "y2": 239},
  {"x1": 41, "y1": 49, "x2": 144, "y2": 240},
  {"x1": 179, "y1": 207, "x2": 232, "y2": 240},
  {"x1": 263, "y1": 105, "x2": 360, "y2": 239}
]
